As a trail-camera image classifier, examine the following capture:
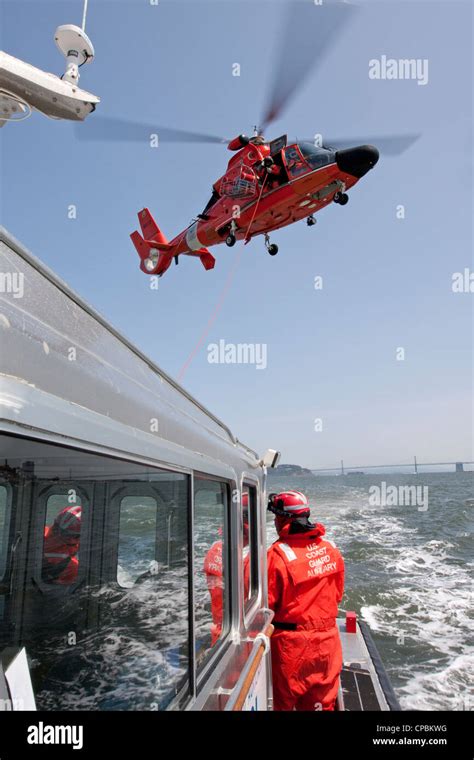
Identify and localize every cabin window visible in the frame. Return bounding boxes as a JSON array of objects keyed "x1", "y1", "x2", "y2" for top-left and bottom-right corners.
[
  {"x1": 107, "y1": 474, "x2": 190, "y2": 709},
  {"x1": 194, "y1": 475, "x2": 229, "y2": 670},
  {"x1": 242, "y1": 484, "x2": 259, "y2": 613},
  {"x1": 42, "y1": 493, "x2": 83, "y2": 586},
  {"x1": 117, "y1": 495, "x2": 158, "y2": 587},
  {"x1": 0, "y1": 435, "x2": 191, "y2": 712},
  {"x1": 0, "y1": 484, "x2": 10, "y2": 581}
]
